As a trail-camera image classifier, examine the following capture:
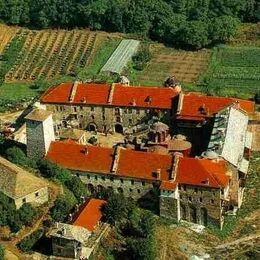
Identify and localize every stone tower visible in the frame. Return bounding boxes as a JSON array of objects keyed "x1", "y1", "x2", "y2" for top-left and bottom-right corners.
[{"x1": 25, "y1": 109, "x2": 55, "y2": 159}]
